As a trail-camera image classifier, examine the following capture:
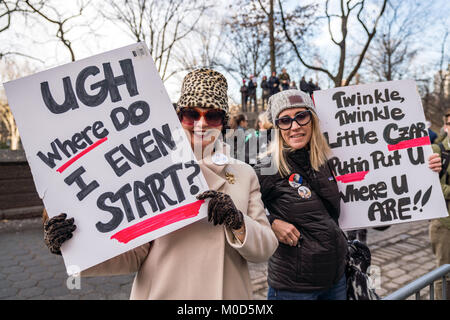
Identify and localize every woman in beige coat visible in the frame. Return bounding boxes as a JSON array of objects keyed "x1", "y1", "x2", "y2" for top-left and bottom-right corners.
[{"x1": 43, "y1": 68, "x2": 278, "y2": 299}]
